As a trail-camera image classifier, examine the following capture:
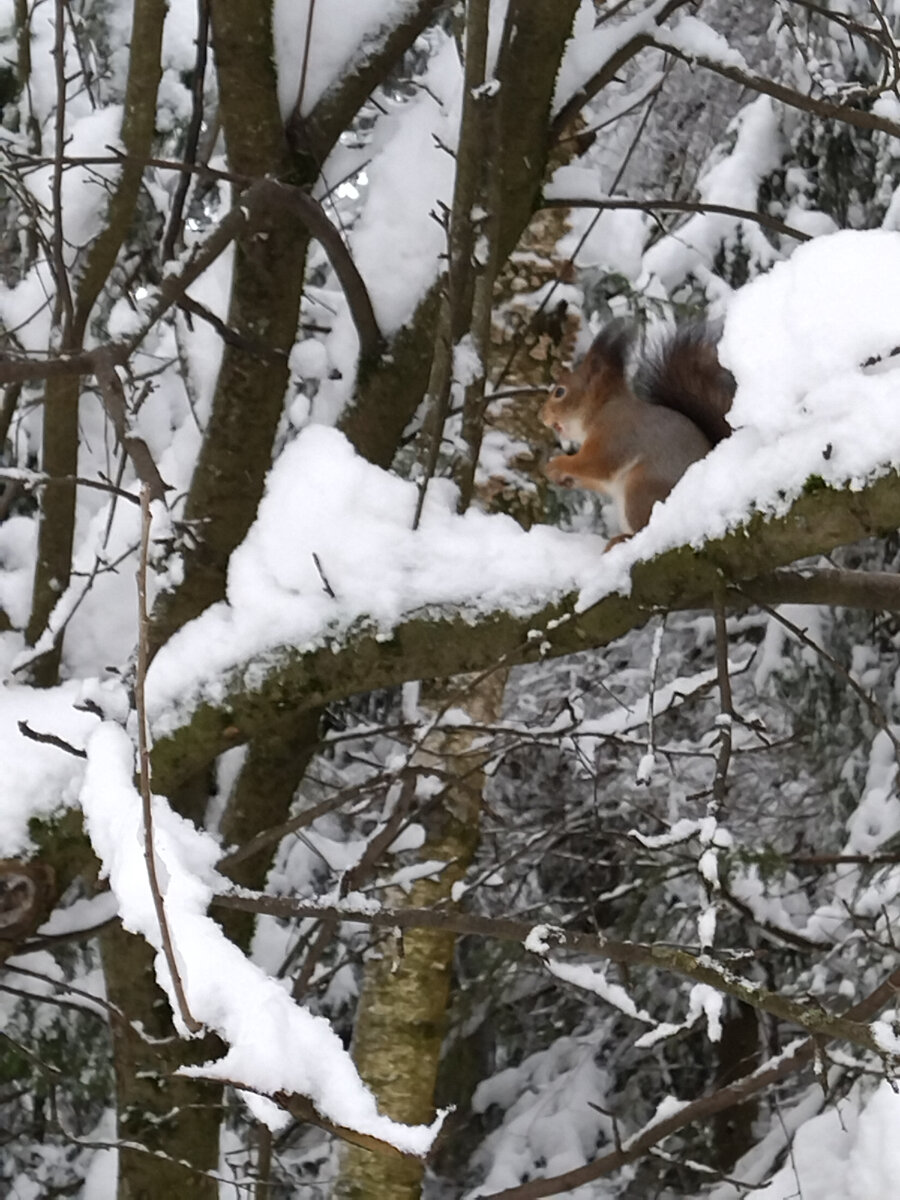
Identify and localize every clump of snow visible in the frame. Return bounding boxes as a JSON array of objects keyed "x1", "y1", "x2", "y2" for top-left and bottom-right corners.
[
  {"x1": 78, "y1": 722, "x2": 444, "y2": 1154},
  {"x1": 146, "y1": 425, "x2": 611, "y2": 729},
  {"x1": 467, "y1": 1030, "x2": 614, "y2": 1197},
  {"x1": 544, "y1": 959, "x2": 653, "y2": 1023},
  {"x1": 642, "y1": 95, "x2": 784, "y2": 293},
  {"x1": 554, "y1": 0, "x2": 672, "y2": 114},
  {"x1": 688, "y1": 983, "x2": 723, "y2": 1041},
  {"x1": 656, "y1": 15, "x2": 748, "y2": 70},
  {"x1": 722, "y1": 229, "x2": 900, "y2": 435}
]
